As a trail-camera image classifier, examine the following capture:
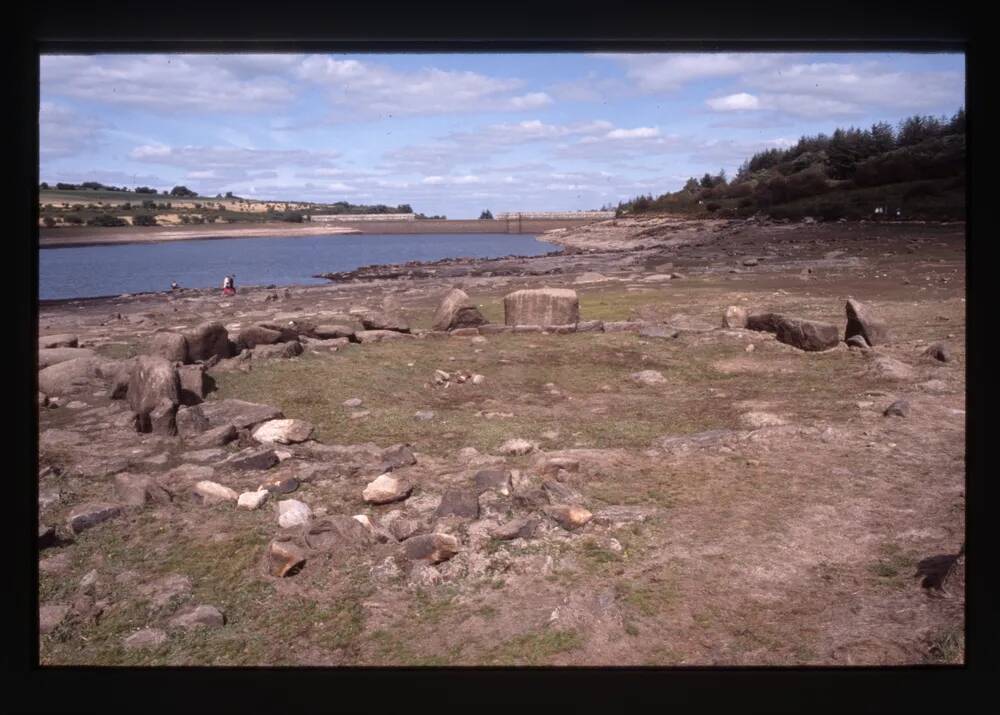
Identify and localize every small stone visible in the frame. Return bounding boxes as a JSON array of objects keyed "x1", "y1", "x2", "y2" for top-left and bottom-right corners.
[
  {"x1": 237, "y1": 489, "x2": 269, "y2": 510},
  {"x1": 277, "y1": 499, "x2": 312, "y2": 528},
  {"x1": 261, "y1": 476, "x2": 299, "y2": 495},
  {"x1": 435, "y1": 488, "x2": 480, "y2": 519},
  {"x1": 544, "y1": 504, "x2": 593, "y2": 530},
  {"x1": 225, "y1": 447, "x2": 279, "y2": 471},
  {"x1": 631, "y1": 370, "x2": 666, "y2": 385},
  {"x1": 123, "y1": 628, "x2": 167, "y2": 650},
  {"x1": 884, "y1": 400, "x2": 910, "y2": 417},
  {"x1": 343, "y1": 398, "x2": 363, "y2": 408},
  {"x1": 252, "y1": 419, "x2": 314, "y2": 445},
  {"x1": 492, "y1": 517, "x2": 539, "y2": 541},
  {"x1": 499, "y1": 438, "x2": 536, "y2": 456},
  {"x1": 168, "y1": 604, "x2": 225, "y2": 629},
  {"x1": 414, "y1": 410, "x2": 435, "y2": 421},
  {"x1": 67, "y1": 502, "x2": 121, "y2": 534},
  {"x1": 193, "y1": 480, "x2": 238, "y2": 504},
  {"x1": 363, "y1": 473, "x2": 413, "y2": 504},
  {"x1": 403, "y1": 533, "x2": 460, "y2": 564},
  {"x1": 722, "y1": 306, "x2": 749, "y2": 329},
  {"x1": 923, "y1": 342, "x2": 953, "y2": 363}
]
